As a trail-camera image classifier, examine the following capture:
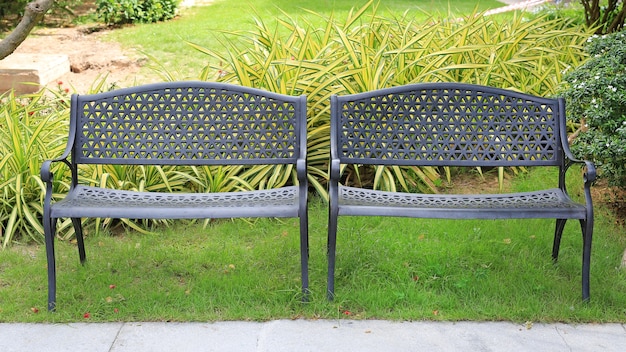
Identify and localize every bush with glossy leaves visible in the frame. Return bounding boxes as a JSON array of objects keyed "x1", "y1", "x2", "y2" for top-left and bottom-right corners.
[{"x1": 561, "y1": 30, "x2": 626, "y2": 188}]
